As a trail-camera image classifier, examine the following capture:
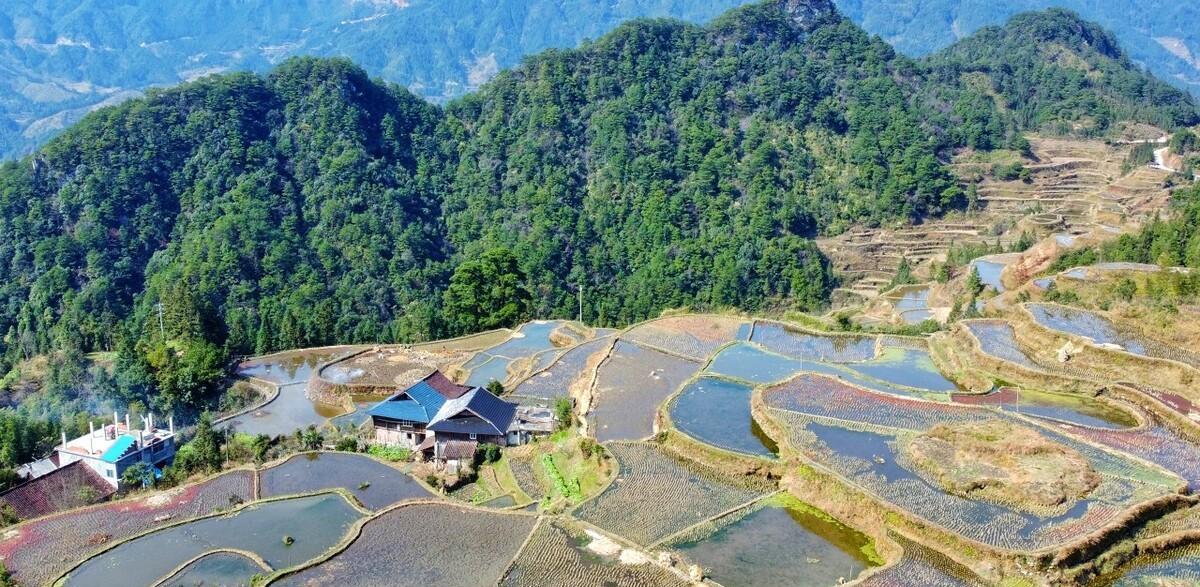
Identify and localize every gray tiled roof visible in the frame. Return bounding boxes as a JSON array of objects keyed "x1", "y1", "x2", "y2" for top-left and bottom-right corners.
[{"x1": 428, "y1": 388, "x2": 517, "y2": 436}]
